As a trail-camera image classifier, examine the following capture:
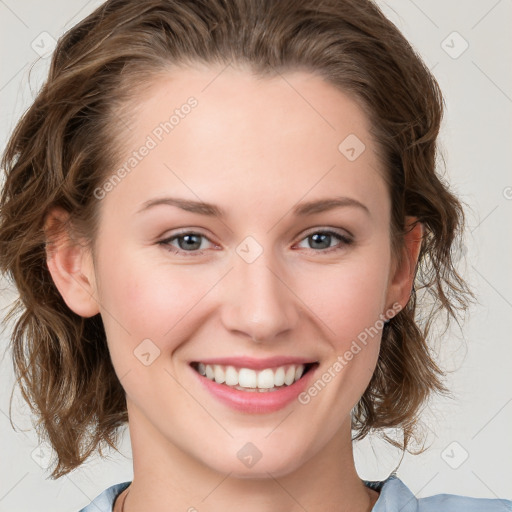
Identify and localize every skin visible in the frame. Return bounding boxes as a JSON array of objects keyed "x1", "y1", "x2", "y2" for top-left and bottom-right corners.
[{"x1": 45, "y1": 64, "x2": 423, "y2": 512}]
